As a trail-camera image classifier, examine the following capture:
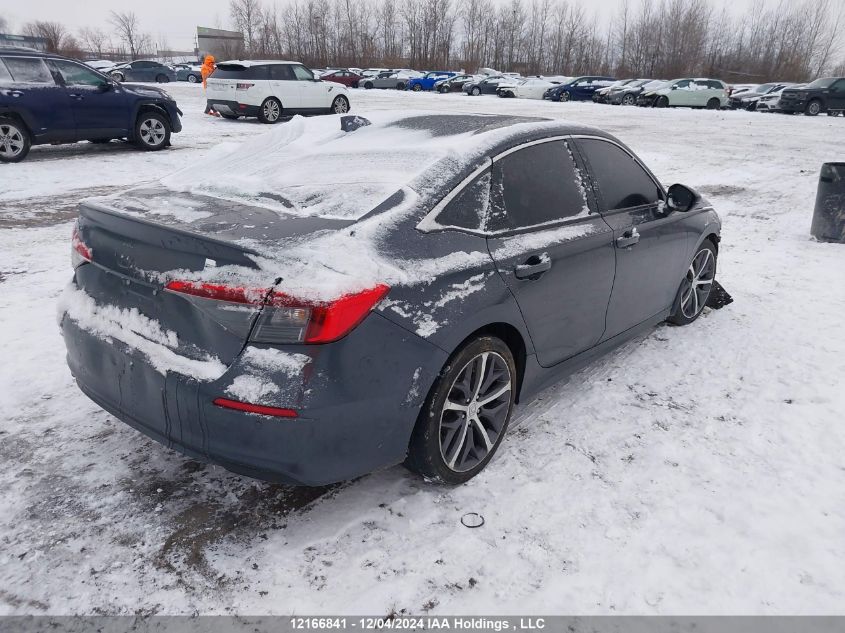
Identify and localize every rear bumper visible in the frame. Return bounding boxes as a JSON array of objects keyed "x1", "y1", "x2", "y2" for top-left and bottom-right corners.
[
  {"x1": 207, "y1": 99, "x2": 261, "y2": 117},
  {"x1": 61, "y1": 288, "x2": 448, "y2": 486}
]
